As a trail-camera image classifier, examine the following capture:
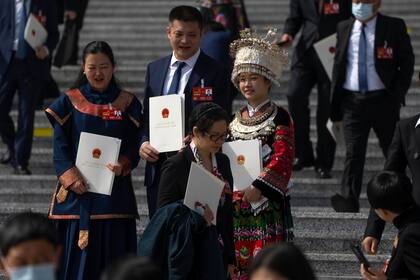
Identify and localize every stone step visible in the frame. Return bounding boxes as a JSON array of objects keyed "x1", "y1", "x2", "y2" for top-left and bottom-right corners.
[
  {"x1": 294, "y1": 228, "x2": 396, "y2": 254},
  {"x1": 306, "y1": 252, "x2": 388, "y2": 277}
]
